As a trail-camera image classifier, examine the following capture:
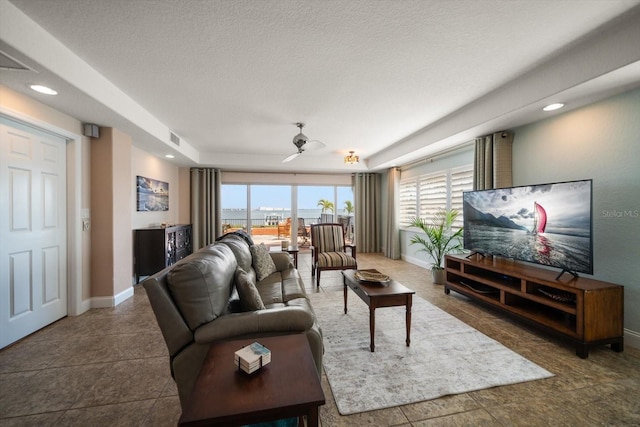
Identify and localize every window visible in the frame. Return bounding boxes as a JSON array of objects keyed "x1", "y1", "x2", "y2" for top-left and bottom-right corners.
[
  {"x1": 418, "y1": 173, "x2": 447, "y2": 221},
  {"x1": 450, "y1": 166, "x2": 474, "y2": 228},
  {"x1": 221, "y1": 183, "x2": 354, "y2": 245},
  {"x1": 399, "y1": 178, "x2": 417, "y2": 227},
  {"x1": 399, "y1": 165, "x2": 473, "y2": 228}
]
